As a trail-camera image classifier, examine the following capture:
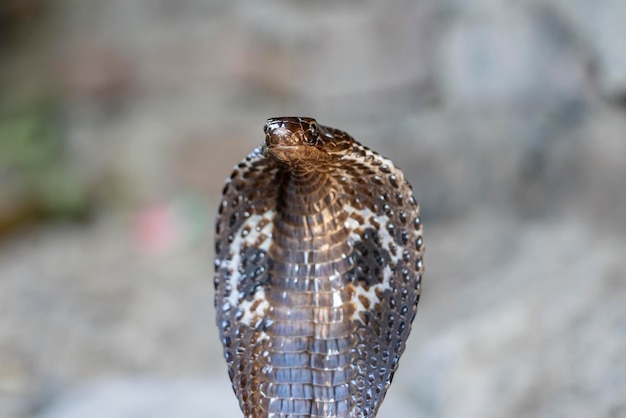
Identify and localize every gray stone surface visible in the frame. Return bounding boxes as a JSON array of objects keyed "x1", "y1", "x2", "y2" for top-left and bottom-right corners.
[
  {"x1": 2, "y1": 210, "x2": 625, "y2": 418},
  {"x1": 400, "y1": 217, "x2": 626, "y2": 418},
  {"x1": 546, "y1": 0, "x2": 626, "y2": 100},
  {"x1": 435, "y1": 0, "x2": 590, "y2": 107},
  {"x1": 32, "y1": 377, "x2": 417, "y2": 418},
  {"x1": 34, "y1": 378, "x2": 241, "y2": 418}
]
